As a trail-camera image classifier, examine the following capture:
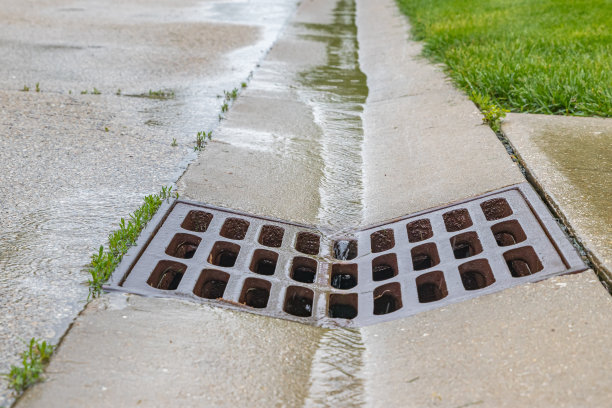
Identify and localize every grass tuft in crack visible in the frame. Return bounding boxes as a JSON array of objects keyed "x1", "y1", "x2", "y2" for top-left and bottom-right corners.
[
  {"x1": 194, "y1": 130, "x2": 212, "y2": 151},
  {"x1": 3, "y1": 338, "x2": 55, "y2": 393},
  {"x1": 88, "y1": 186, "x2": 178, "y2": 298},
  {"x1": 470, "y1": 91, "x2": 509, "y2": 132}
]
